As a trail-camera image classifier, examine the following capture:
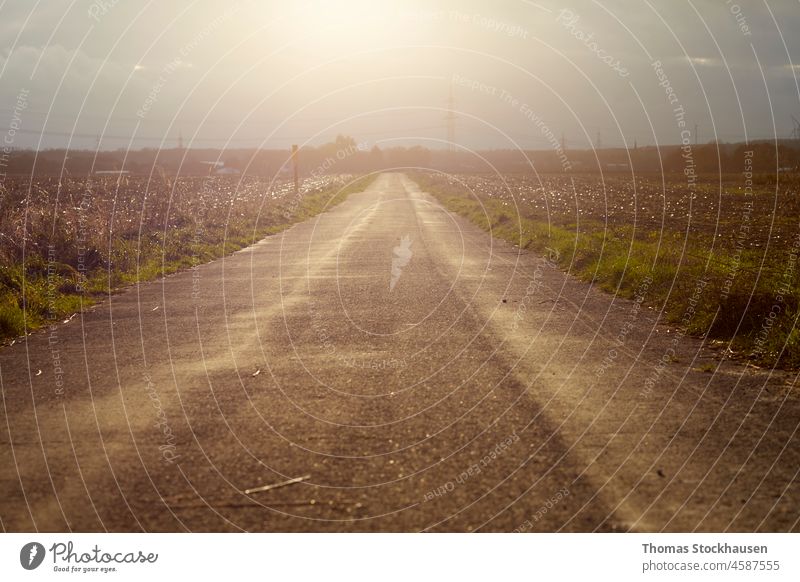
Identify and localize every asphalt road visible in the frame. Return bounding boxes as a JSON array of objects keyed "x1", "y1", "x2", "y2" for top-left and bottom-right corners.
[{"x1": 1, "y1": 172, "x2": 798, "y2": 532}]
